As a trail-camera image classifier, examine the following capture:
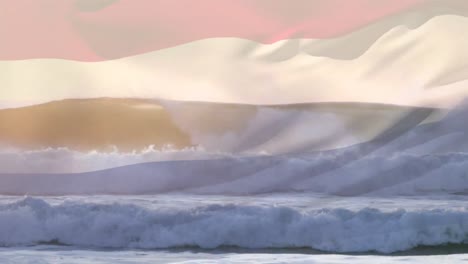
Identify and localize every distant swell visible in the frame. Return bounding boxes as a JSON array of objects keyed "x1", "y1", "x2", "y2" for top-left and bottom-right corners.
[
  {"x1": 1, "y1": 152, "x2": 468, "y2": 196},
  {"x1": 0, "y1": 197, "x2": 466, "y2": 253},
  {"x1": 1, "y1": 98, "x2": 429, "y2": 153}
]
